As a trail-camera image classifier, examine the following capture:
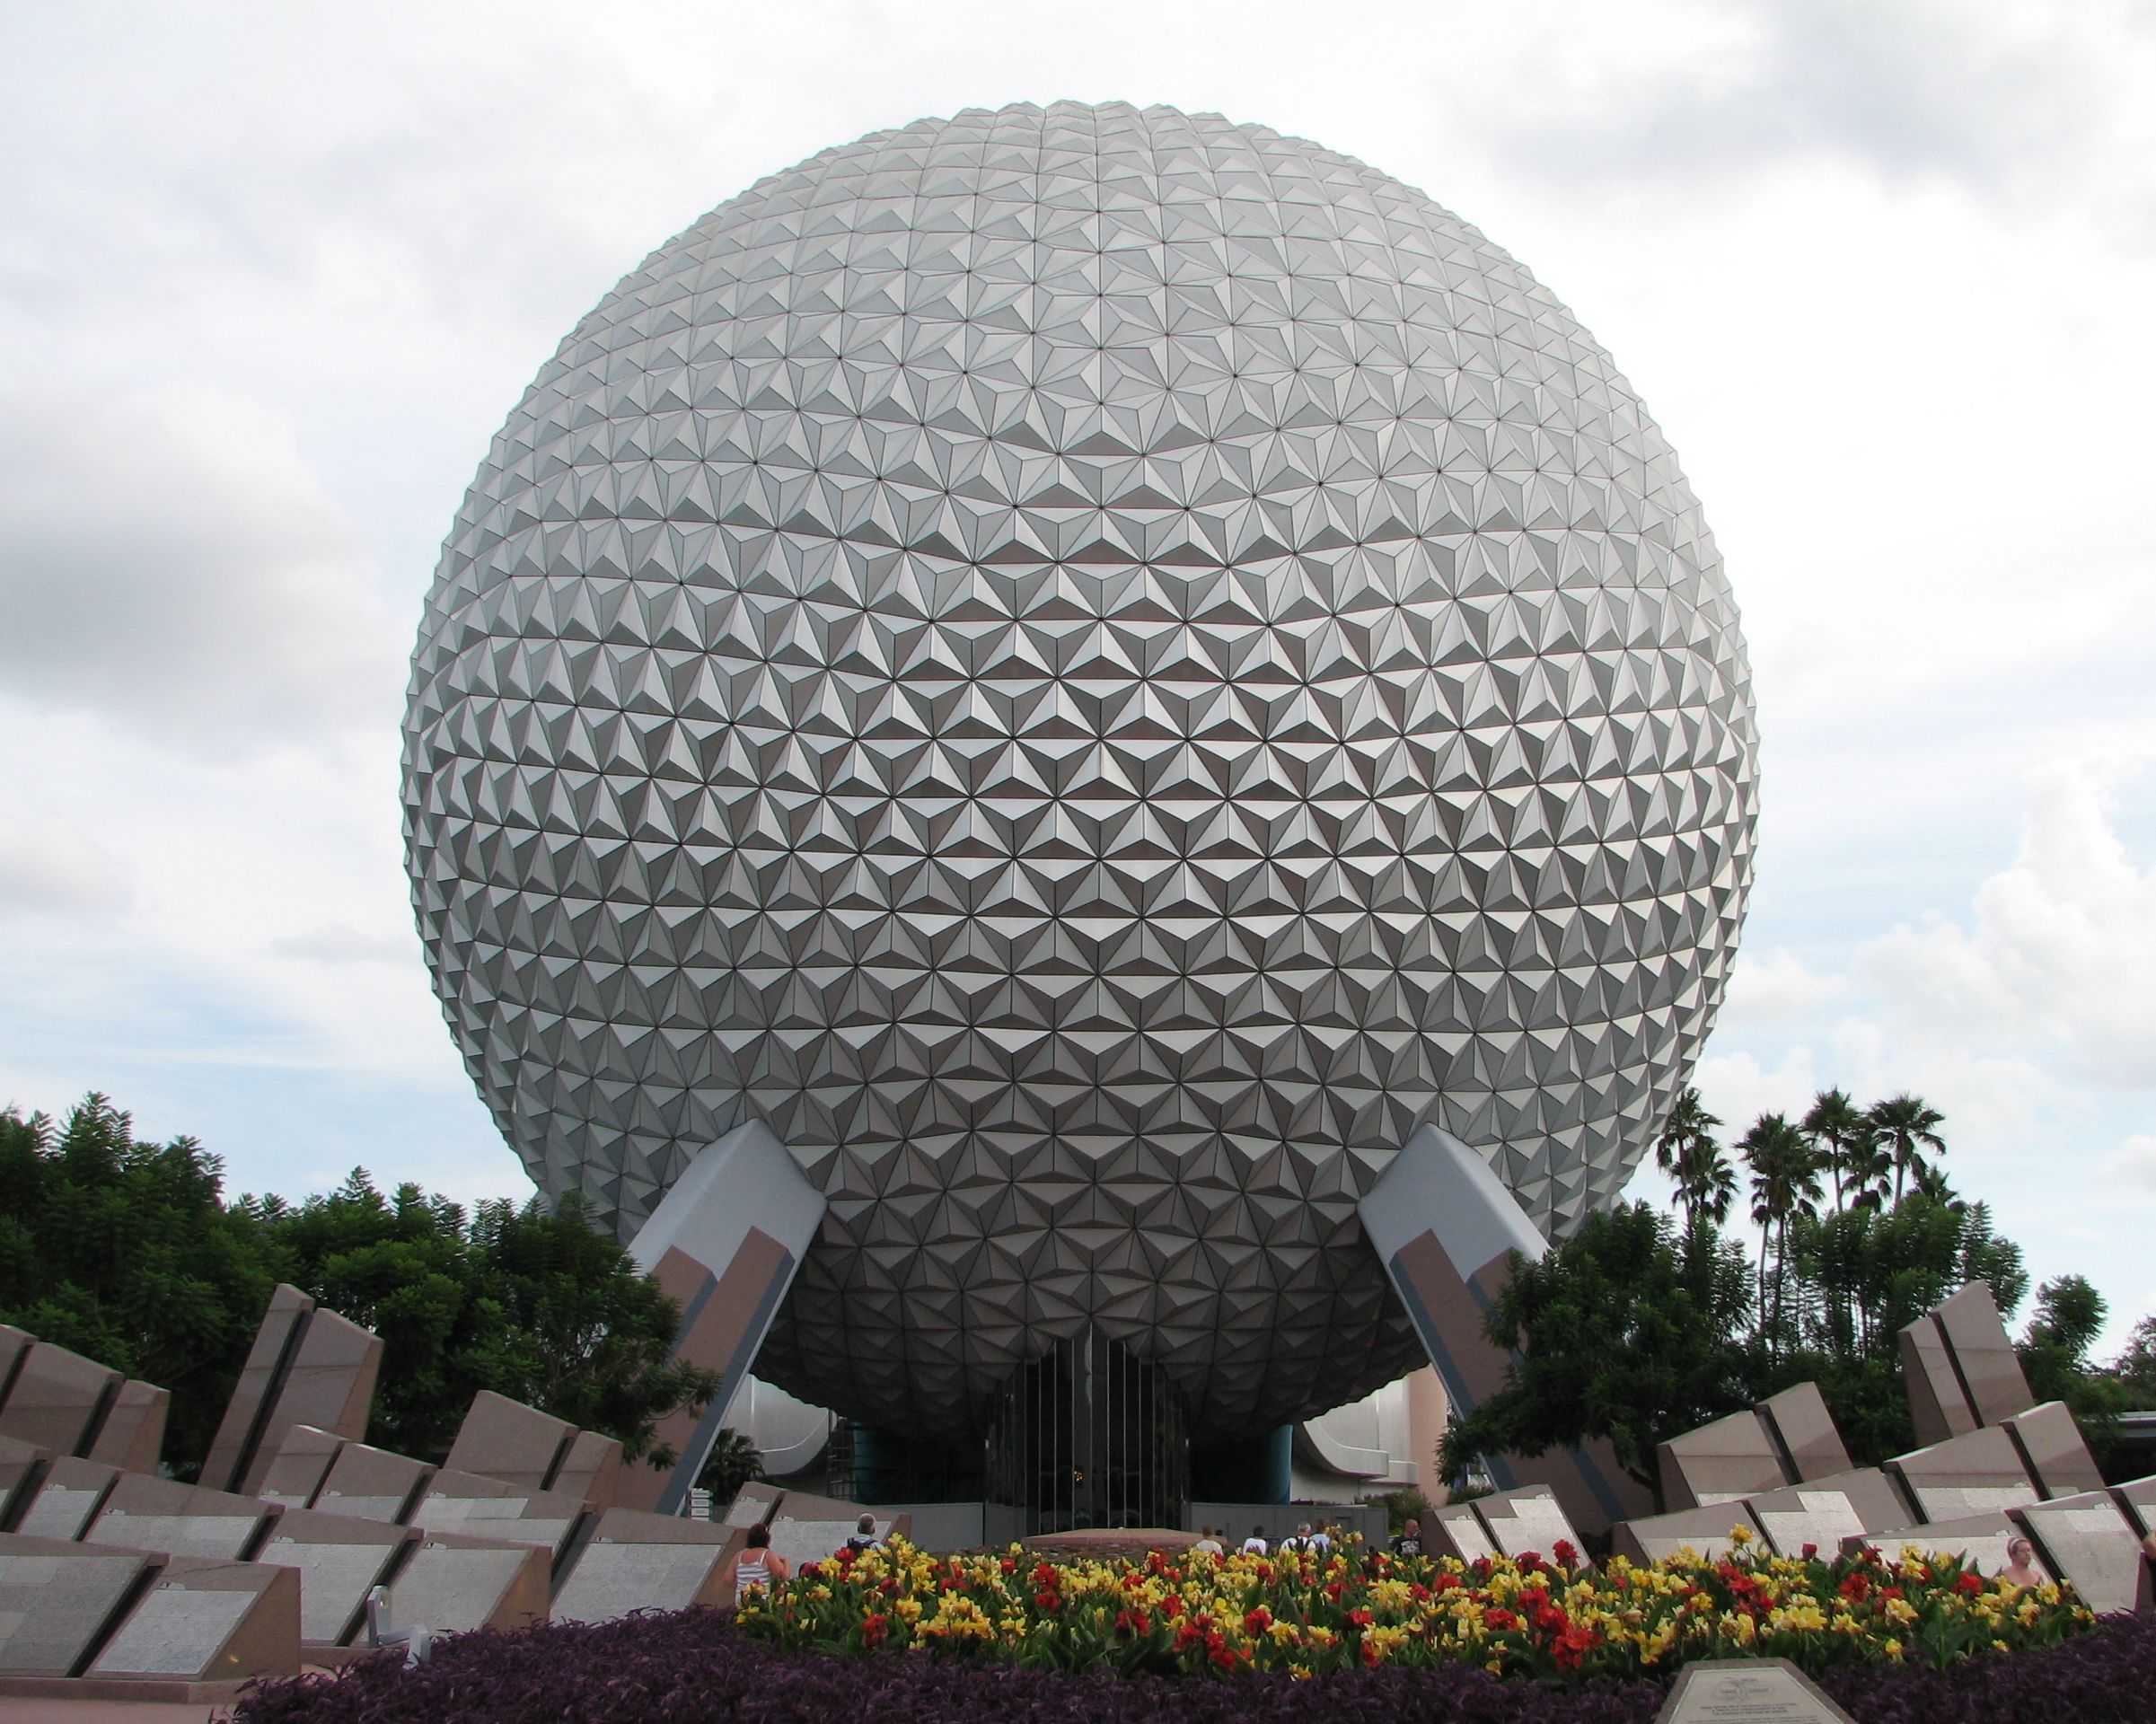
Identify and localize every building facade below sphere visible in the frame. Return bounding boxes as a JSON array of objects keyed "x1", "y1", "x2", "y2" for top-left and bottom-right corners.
[{"x1": 402, "y1": 101, "x2": 1756, "y2": 1452}]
